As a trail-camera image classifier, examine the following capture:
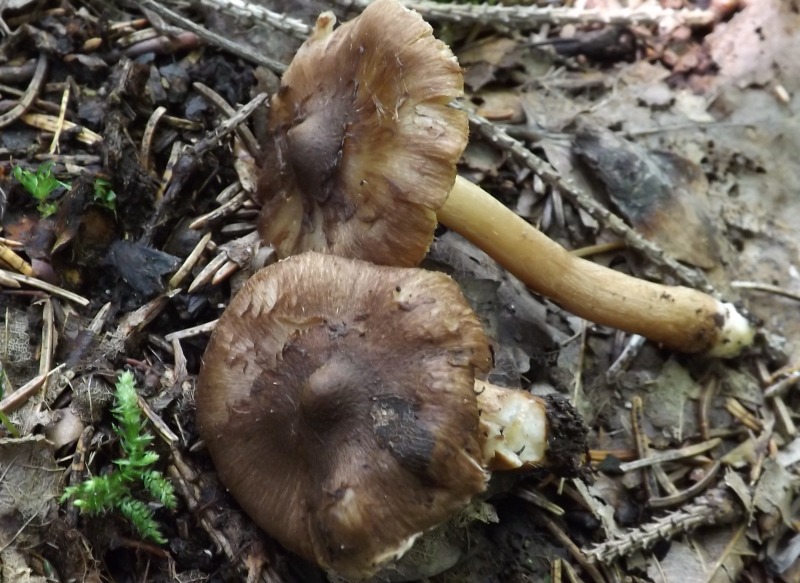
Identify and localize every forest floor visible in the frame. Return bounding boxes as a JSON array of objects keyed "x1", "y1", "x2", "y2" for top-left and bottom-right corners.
[{"x1": 0, "y1": 0, "x2": 799, "y2": 582}]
